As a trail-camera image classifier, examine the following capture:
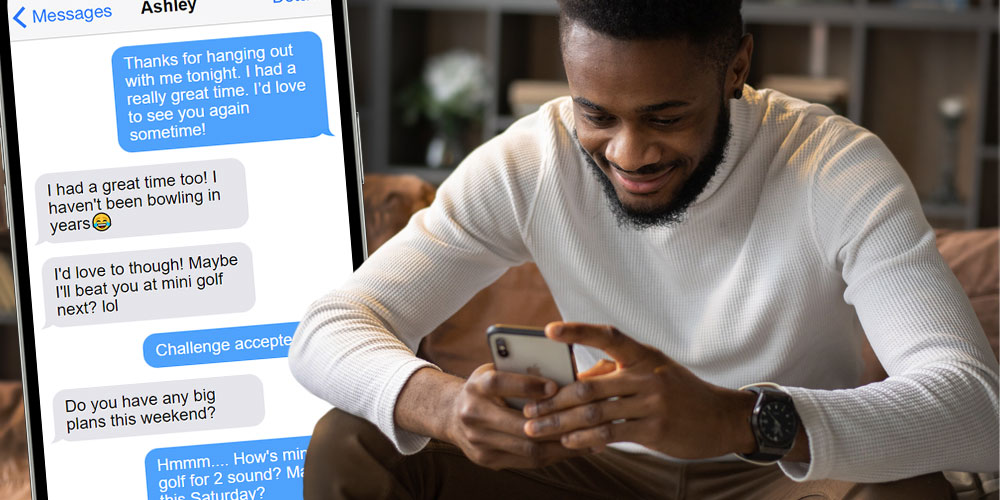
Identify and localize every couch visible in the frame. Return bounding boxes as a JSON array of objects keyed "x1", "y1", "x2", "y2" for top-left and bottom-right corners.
[
  {"x1": 1, "y1": 173, "x2": 997, "y2": 499},
  {"x1": 362, "y1": 173, "x2": 999, "y2": 499}
]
